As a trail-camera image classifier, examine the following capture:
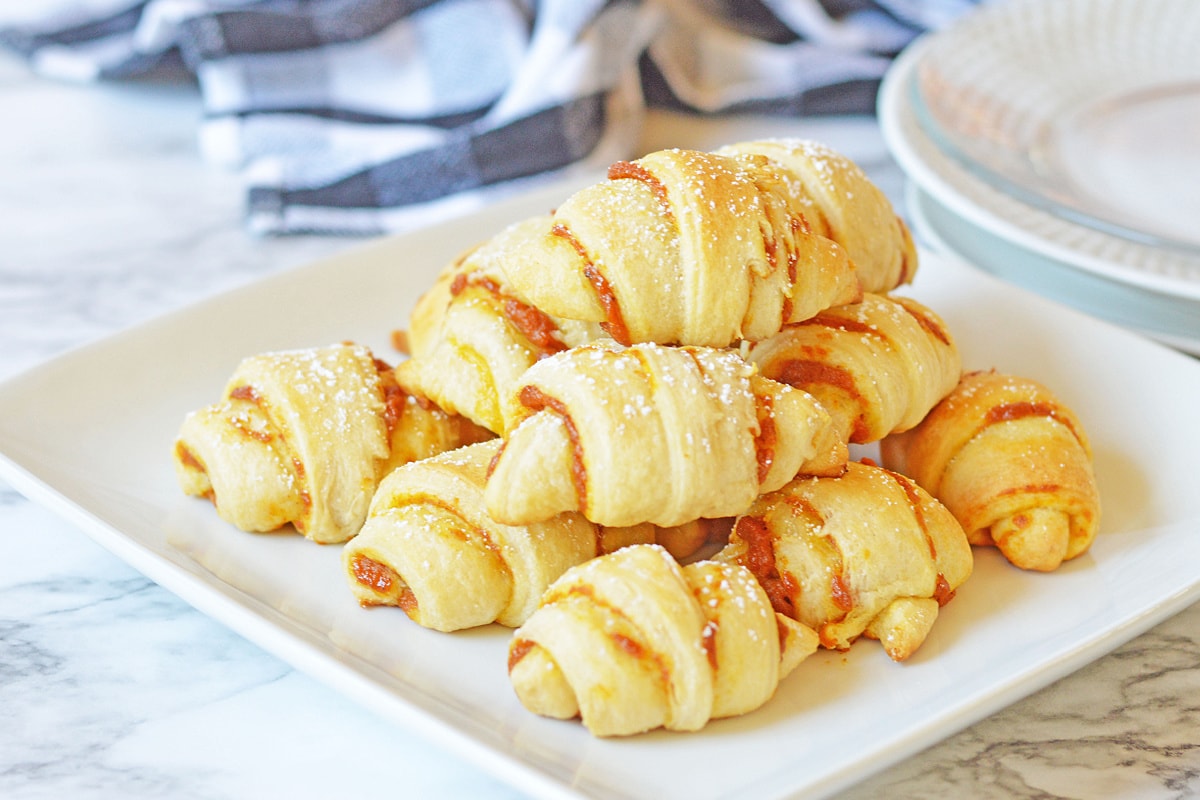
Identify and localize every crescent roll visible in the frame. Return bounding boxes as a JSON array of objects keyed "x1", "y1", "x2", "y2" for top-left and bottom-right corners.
[
  {"x1": 396, "y1": 216, "x2": 604, "y2": 433},
  {"x1": 746, "y1": 293, "x2": 961, "y2": 446},
  {"x1": 881, "y1": 370, "x2": 1100, "y2": 572},
  {"x1": 173, "y1": 342, "x2": 489, "y2": 544},
  {"x1": 484, "y1": 340, "x2": 848, "y2": 529},
  {"x1": 716, "y1": 460, "x2": 973, "y2": 661},
  {"x1": 343, "y1": 440, "x2": 653, "y2": 631},
  {"x1": 717, "y1": 138, "x2": 918, "y2": 293},
  {"x1": 508, "y1": 543, "x2": 820, "y2": 736},
  {"x1": 495, "y1": 146, "x2": 862, "y2": 348}
]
